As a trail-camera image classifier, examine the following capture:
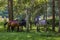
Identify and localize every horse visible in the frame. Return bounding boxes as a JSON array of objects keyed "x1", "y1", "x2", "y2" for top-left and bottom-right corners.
[
  {"x1": 34, "y1": 17, "x2": 49, "y2": 32},
  {"x1": 4, "y1": 19, "x2": 27, "y2": 32},
  {"x1": 4, "y1": 20, "x2": 20, "y2": 32}
]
